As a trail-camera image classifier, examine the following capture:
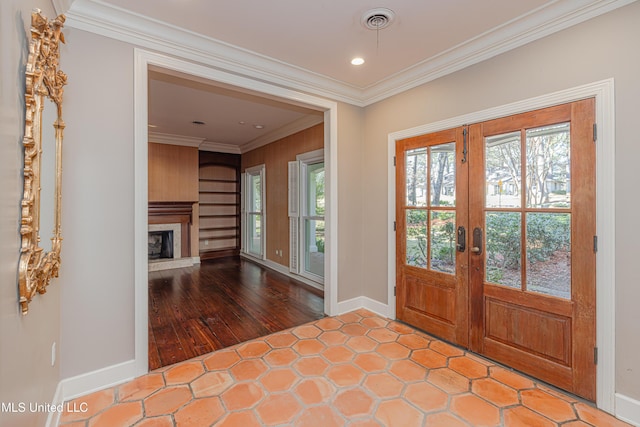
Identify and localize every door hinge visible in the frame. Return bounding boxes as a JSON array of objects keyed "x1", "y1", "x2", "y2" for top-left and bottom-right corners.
[
  {"x1": 462, "y1": 126, "x2": 468, "y2": 163},
  {"x1": 393, "y1": 156, "x2": 396, "y2": 167},
  {"x1": 593, "y1": 123, "x2": 597, "y2": 142},
  {"x1": 394, "y1": 286, "x2": 396, "y2": 297},
  {"x1": 594, "y1": 347, "x2": 598, "y2": 365},
  {"x1": 393, "y1": 221, "x2": 396, "y2": 232},
  {"x1": 594, "y1": 235, "x2": 598, "y2": 253}
]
